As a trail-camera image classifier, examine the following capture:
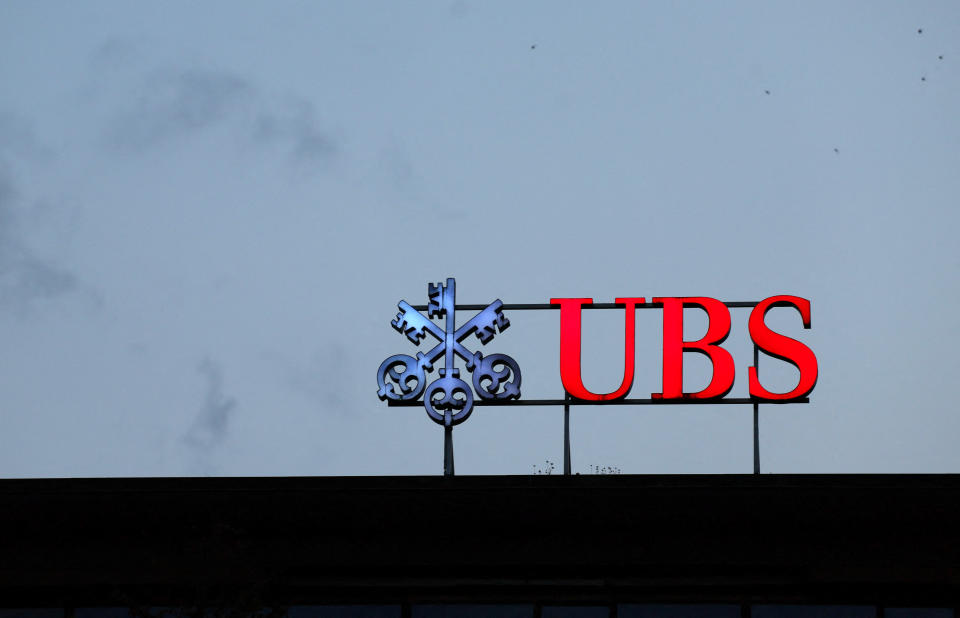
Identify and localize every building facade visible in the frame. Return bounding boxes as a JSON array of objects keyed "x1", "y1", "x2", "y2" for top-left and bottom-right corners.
[{"x1": 2, "y1": 475, "x2": 958, "y2": 617}]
